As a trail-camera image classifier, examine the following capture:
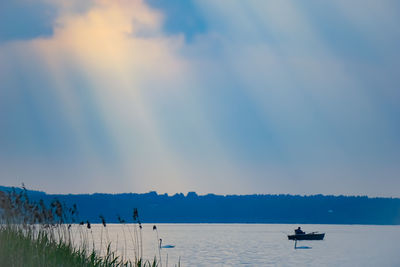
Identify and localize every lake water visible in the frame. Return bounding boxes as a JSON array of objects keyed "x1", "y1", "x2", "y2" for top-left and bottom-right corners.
[{"x1": 84, "y1": 224, "x2": 400, "y2": 266}]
